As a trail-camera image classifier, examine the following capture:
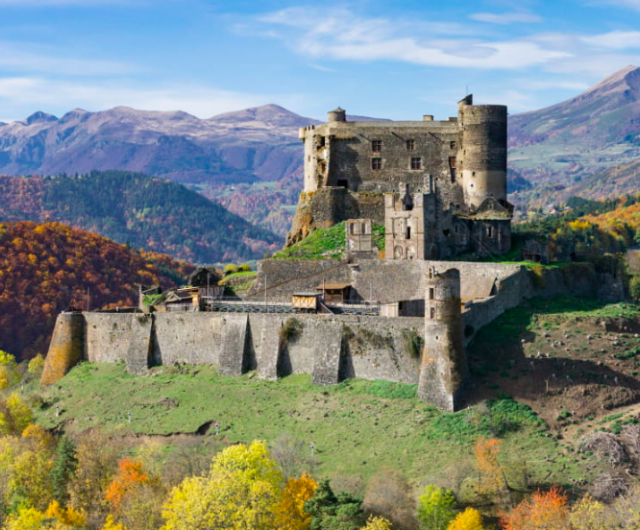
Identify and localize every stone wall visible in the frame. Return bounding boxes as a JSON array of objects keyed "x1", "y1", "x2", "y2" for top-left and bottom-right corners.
[{"x1": 44, "y1": 311, "x2": 424, "y2": 387}]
